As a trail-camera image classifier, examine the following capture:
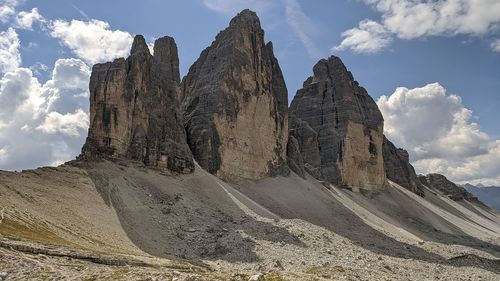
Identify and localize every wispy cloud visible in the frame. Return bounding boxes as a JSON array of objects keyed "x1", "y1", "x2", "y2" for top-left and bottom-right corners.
[
  {"x1": 283, "y1": 0, "x2": 321, "y2": 59},
  {"x1": 71, "y1": 3, "x2": 90, "y2": 21},
  {"x1": 201, "y1": 0, "x2": 321, "y2": 59},
  {"x1": 202, "y1": 0, "x2": 271, "y2": 16}
]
